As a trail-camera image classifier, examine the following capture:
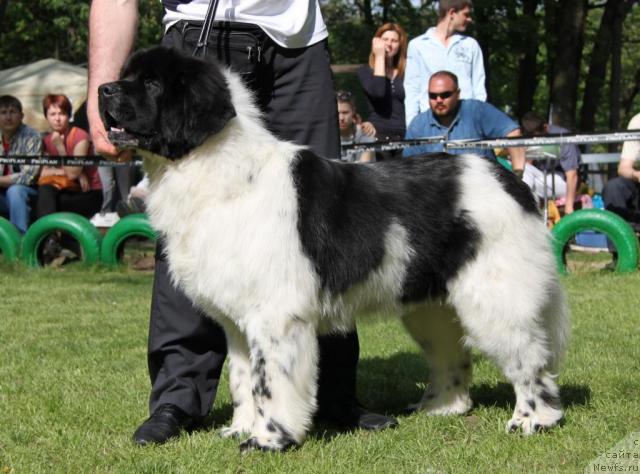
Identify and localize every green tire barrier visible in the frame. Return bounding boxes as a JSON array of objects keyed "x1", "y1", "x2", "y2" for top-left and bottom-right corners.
[
  {"x1": 551, "y1": 208, "x2": 639, "y2": 274},
  {"x1": 100, "y1": 213, "x2": 156, "y2": 266},
  {"x1": 0, "y1": 217, "x2": 22, "y2": 263},
  {"x1": 20, "y1": 212, "x2": 102, "y2": 267}
]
